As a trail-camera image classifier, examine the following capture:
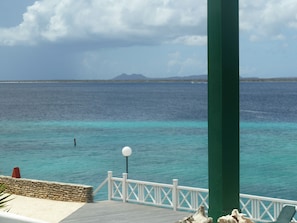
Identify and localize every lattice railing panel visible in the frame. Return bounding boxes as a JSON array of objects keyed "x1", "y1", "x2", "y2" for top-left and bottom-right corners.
[
  {"x1": 177, "y1": 186, "x2": 209, "y2": 211},
  {"x1": 94, "y1": 172, "x2": 297, "y2": 223},
  {"x1": 111, "y1": 178, "x2": 123, "y2": 200}
]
